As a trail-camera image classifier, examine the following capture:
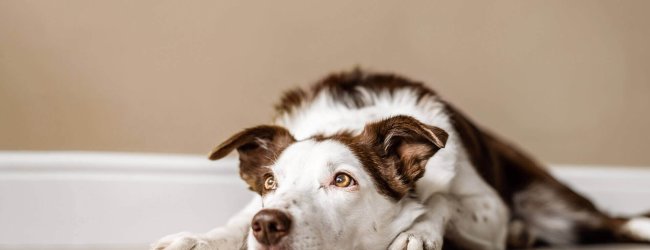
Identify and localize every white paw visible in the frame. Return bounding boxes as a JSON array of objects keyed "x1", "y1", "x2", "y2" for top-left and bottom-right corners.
[
  {"x1": 388, "y1": 231, "x2": 442, "y2": 250},
  {"x1": 622, "y1": 217, "x2": 650, "y2": 241},
  {"x1": 151, "y1": 232, "x2": 213, "y2": 250}
]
